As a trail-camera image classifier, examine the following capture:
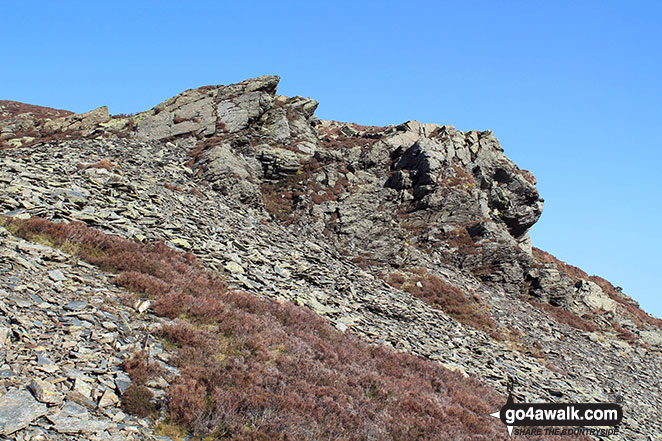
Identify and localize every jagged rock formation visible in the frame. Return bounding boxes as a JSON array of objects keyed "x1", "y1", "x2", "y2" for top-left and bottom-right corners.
[{"x1": 0, "y1": 76, "x2": 661, "y2": 440}]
